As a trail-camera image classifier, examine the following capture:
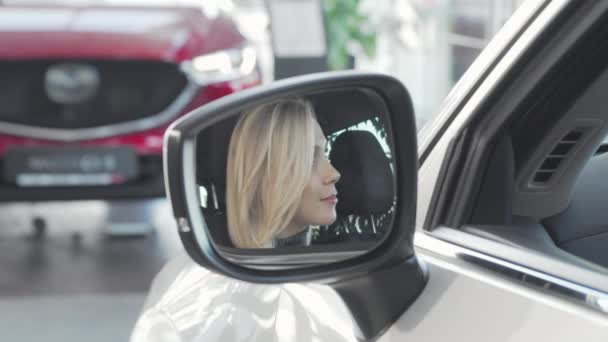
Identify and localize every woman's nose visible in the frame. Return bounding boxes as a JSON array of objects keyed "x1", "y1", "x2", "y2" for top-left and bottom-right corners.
[{"x1": 325, "y1": 162, "x2": 341, "y2": 184}]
